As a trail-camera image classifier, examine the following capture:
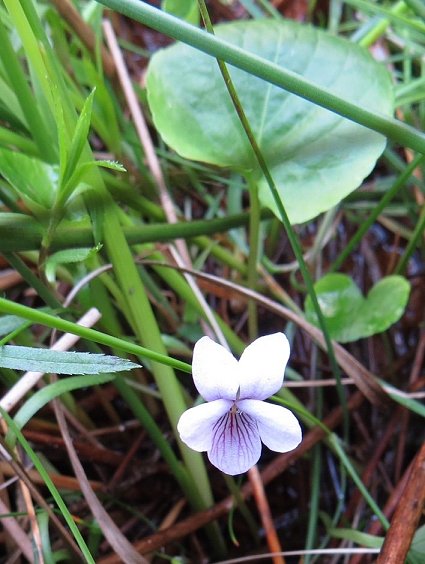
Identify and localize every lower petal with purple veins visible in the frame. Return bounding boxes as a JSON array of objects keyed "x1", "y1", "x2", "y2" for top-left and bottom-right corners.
[
  {"x1": 238, "y1": 399, "x2": 302, "y2": 453},
  {"x1": 177, "y1": 399, "x2": 232, "y2": 452},
  {"x1": 208, "y1": 408, "x2": 262, "y2": 475}
]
